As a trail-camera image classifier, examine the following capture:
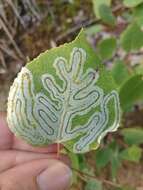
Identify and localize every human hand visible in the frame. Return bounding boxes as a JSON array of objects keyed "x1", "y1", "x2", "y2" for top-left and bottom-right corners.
[{"x1": 0, "y1": 112, "x2": 72, "y2": 190}]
